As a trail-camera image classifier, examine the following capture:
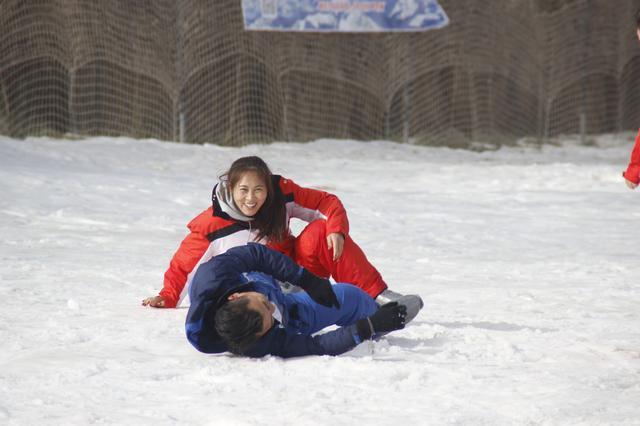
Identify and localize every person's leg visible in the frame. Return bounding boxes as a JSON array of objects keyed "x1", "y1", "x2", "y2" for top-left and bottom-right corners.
[
  {"x1": 293, "y1": 220, "x2": 387, "y2": 298},
  {"x1": 294, "y1": 220, "x2": 424, "y2": 323},
  {"x1": 286, "y1": 283, "x2": 377, "y2": 335}
]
